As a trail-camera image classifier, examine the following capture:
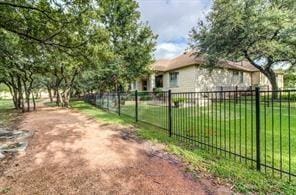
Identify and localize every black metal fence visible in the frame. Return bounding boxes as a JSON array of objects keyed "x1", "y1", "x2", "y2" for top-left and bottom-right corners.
[{"x1": 84, "y1": 88, "x2": 296, "y2": 180}]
